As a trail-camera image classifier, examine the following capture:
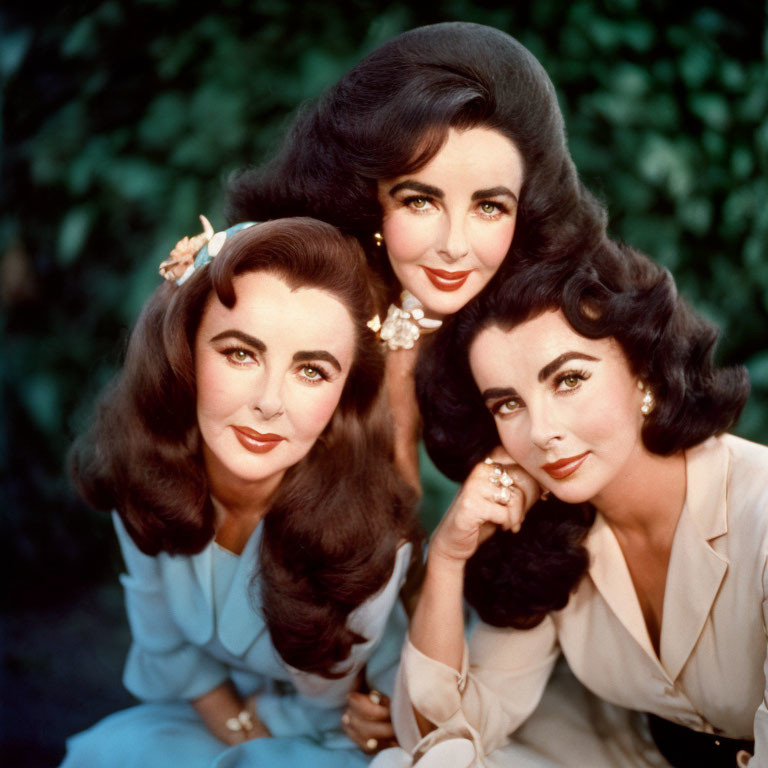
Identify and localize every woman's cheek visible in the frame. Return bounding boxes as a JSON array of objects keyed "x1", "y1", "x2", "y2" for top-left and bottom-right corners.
[
  {"x1": 292, "y1": 385, "x2": 346, "y2": 442},
  {"x1": 475, "y1": 220, "x2": 515, "y2": 269},
  {"x1": 497, "y1": 423, "x2": 526, "y2": 463},
  {"x1": 383, "y1": 213, "x2": 433, "y2": 266},
  {"x1": 195, "y1": 358, "x2": 235, "y2": 417}
]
